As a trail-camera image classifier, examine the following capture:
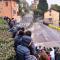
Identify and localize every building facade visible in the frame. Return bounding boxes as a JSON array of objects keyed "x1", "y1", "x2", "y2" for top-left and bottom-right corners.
[
  {"x1": 44, "y1": 9, "x2": 60, "y2": 27},
  {"x1": 31, "y1": 0, "x2": 39, "y2": 10},
  {"x1": 0, "y1": 0, "x2": 19, "y2": 19}
]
